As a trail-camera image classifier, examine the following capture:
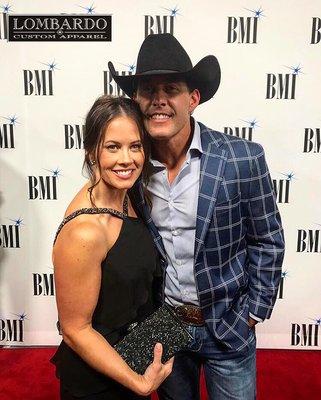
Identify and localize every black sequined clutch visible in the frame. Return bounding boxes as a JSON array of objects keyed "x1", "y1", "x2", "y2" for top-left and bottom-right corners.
[{"x1": 114, "y1": 304, "x2": 193, "y2": 375}]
